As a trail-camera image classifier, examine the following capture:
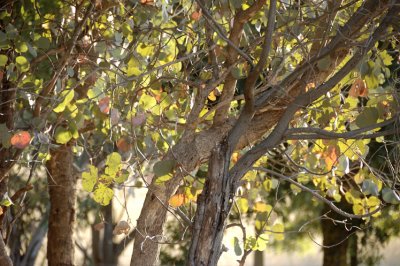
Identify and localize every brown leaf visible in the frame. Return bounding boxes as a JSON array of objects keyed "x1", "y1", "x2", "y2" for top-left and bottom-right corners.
[
  {"x1": 349, "y1": 79, "x2": 368, "y2": 98},
  {"x1": 113, "y1": 220, "x2": 130, "y2": 235}
]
